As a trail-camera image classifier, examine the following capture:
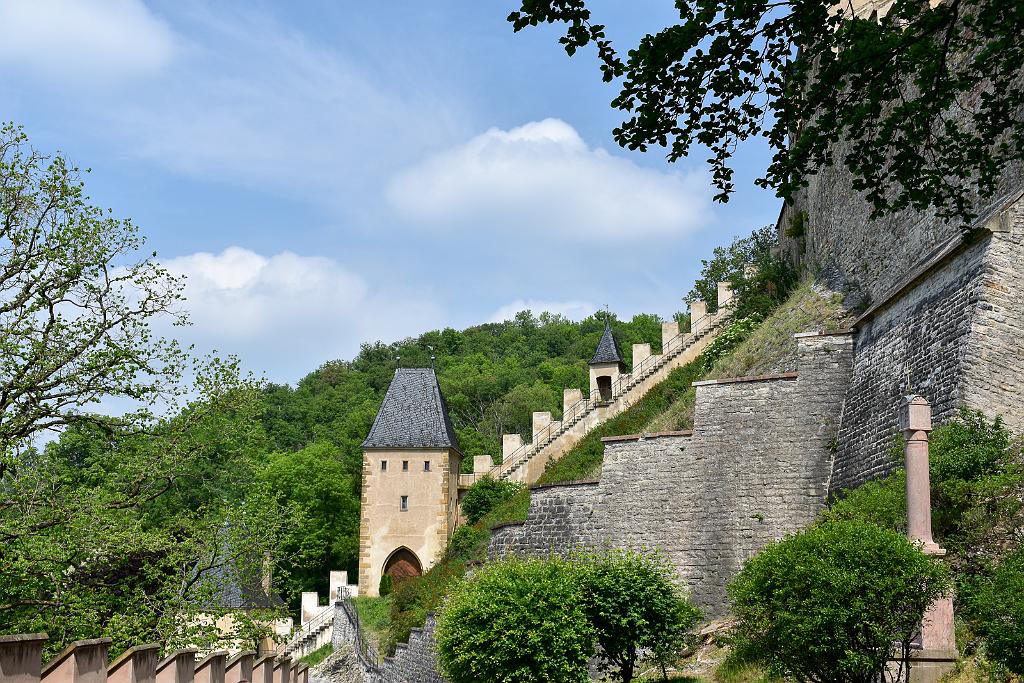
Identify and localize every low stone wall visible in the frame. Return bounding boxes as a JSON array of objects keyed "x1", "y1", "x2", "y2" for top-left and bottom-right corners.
[
  {"x1": 332, "y1": 601, "x2": 444, "y2": 683},
  {"x1": 488, "y1": 331, "x2": 855, "y2": 615}
]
